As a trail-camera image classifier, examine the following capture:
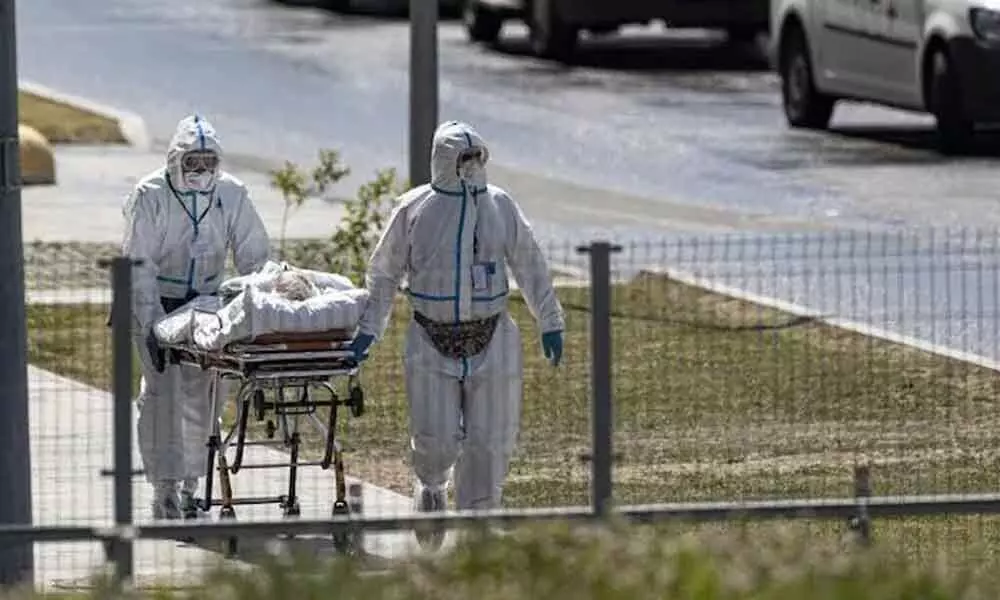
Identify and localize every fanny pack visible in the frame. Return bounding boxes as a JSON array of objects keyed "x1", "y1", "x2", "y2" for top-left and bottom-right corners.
[{"x1": 413, "y1": 311, "x2": 500, "y2": 360}]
